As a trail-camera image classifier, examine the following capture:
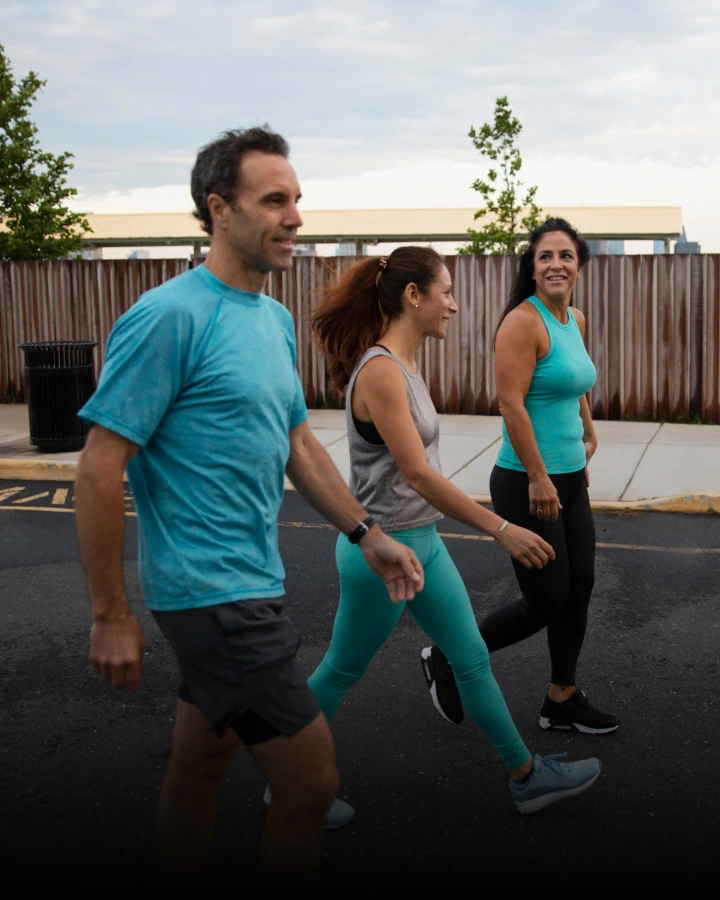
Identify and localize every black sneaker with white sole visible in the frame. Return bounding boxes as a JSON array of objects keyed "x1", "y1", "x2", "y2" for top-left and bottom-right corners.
[
  {"x1": 539, "y1": 689, "x2": 618, "y2": 734},
  {"x1": 420, "y1": 646, "x2": 464, "y2": 725}
]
